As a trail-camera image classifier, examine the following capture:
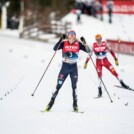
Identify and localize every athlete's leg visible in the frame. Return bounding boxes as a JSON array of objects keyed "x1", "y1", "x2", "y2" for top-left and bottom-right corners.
[
  {"x1": 104, "y1": 59, "x2": 129, "y2": 89},
  {"x1": 97, "y1": 78, "x2": 102, "y2": 97},
  {"x1": 46, "y1": 62, "x2": 69, "y2": 111},
  {"x1": 70, "y1": 63, "x2": 78, "y2": 101},
  {"x1": 52, "y1": 62, "x2": 69, "y2": 99},
  {"x1": 96, "y1": 59, "x2": 103, "y2": 97},
  {"x1": 70, "y1": 63, "x2": 78, "y2": 111},
  {"x1": 104, "y1": 58, "x2": 118, "y2": 78},
  {"x1": 96, "y1": 59, "x2": 103, "y2": 78}
]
